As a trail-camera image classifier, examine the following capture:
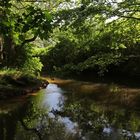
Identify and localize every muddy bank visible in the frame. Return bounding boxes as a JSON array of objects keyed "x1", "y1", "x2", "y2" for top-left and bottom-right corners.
[{"x1": 0, "y1": 75, "x2": 48, "y2": 99}]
